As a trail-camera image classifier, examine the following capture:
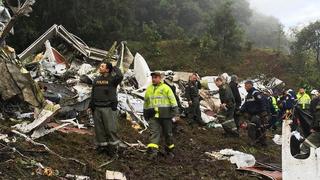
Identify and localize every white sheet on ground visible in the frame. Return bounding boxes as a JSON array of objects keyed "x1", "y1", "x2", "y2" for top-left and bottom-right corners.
[{"x1": 206, "y1": 149, "x2": 256, "y2": 168}]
